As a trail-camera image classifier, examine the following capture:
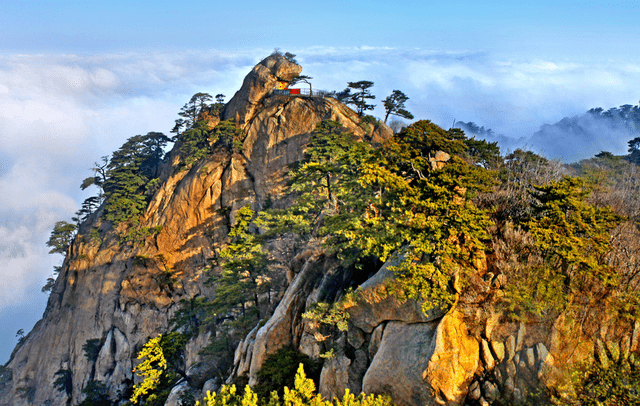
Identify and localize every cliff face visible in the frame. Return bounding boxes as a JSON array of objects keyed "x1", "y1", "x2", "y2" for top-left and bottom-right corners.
[{"x1": 2, "y1": 54, "x2": 635, "y2": 406}]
